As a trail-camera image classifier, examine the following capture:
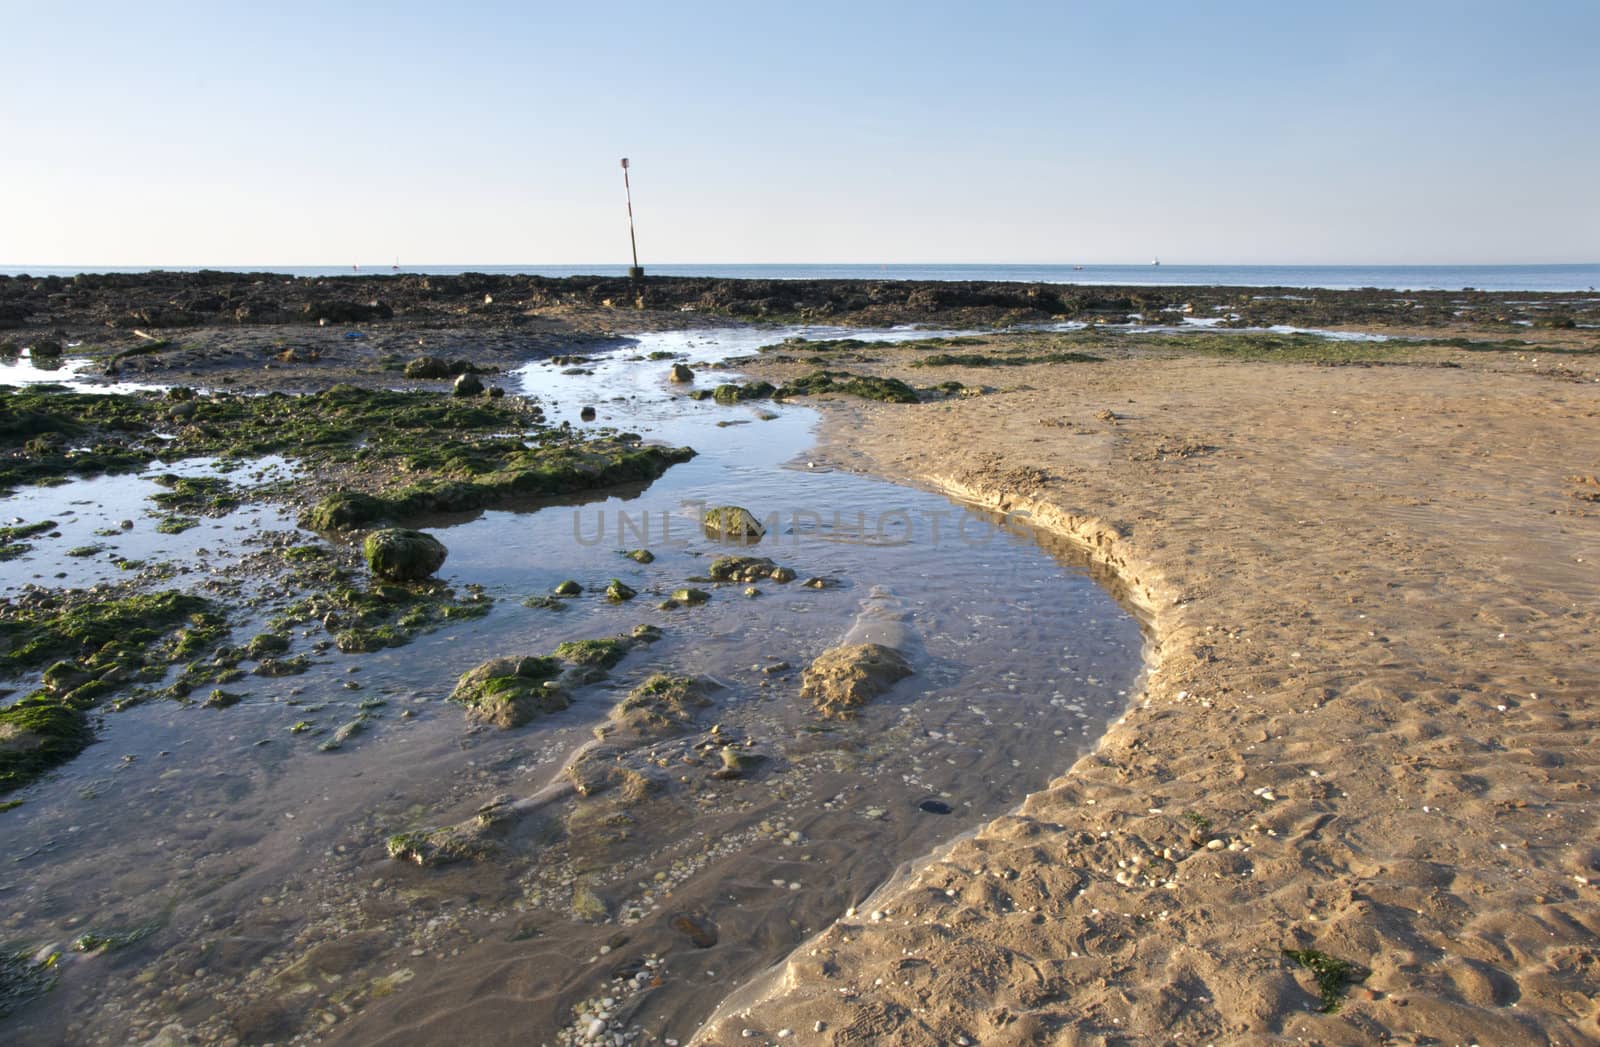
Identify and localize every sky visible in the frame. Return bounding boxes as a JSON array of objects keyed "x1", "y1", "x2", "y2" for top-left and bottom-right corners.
[{"x1": 1, "y1": 0, "x2": 1596, "y2": 266}]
